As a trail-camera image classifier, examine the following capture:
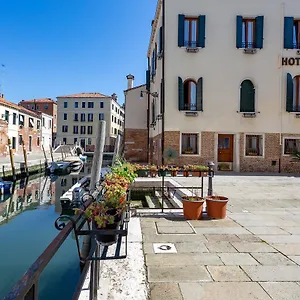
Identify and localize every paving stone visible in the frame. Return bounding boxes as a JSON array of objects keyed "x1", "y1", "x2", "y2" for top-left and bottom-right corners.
[
  {"x1": 155, "y1": 220, "x2": 191, "y2": 227},
  {"x1": 251, "y1": 253, "x2": 295, "y2": 265},
  {"x1": 204, "y1": 234, "x2": 240, "y2": 243},
  {"x1": 179, "y1": 282, "x2": 272, "y2": 300},
  {"x1": 143, "y1": 242, "x2": 155, "y2": 254},
  {"x1": 190, "y1": 219, "x2": 239, "y2": 228},
  {"x1": 218, "y1": 253, "x2": 259, "y2": 265},
  {"x1": 207, "y1": 266, "x2": 251, "y2": 282},
  {"x1": 150, "y1": 283, "x2": 183, "y2": 300},
  {"x1": 175, "y1": 242, "x2": 209, "y2": 253},
  {"x1": 143, "y1": 233, "x2": 207, "y2": 243},
  {"x1": 288, "y1": 256, "x2": 300, "y2": 265},
  {"x1": 242, "y1": 266, "x2": 300, "y2": 281},
  {"x1": 236, "y1": 234, "x2": 262, "y2": 242},
  {"x1": 232, "y1": 242, "x2": 277, "y2": 253},
  {"x1": 272, "y1": 244, "x2": 300, "y2": 255},
  {"x1": 257, "y1": 235, "x2": 300, "y2": 244},
  {"x1": 146, "y1": 253, "x2": 223, "y2": 266},
  {"x1": 260, "y1": 282, "x2": 300, "y2": 300},
  {"x1": 156, "y1": 225, "x2": 195, "y2": 234},
  {"x1": 148, "y1": 265, "x2": 212, "y2": 282},
  {"x1": 281, "y1": 227, "x2": 300, "y2": 234},
  {"x1": 195, "y1": 227, "x2": 251, "y2": 235},
  {"x1": 205, "y1": 242, "x2": 238, "y2": 253},
  {"x1": 246, "y1": 227, "x2": 290, "y2": 235}
]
